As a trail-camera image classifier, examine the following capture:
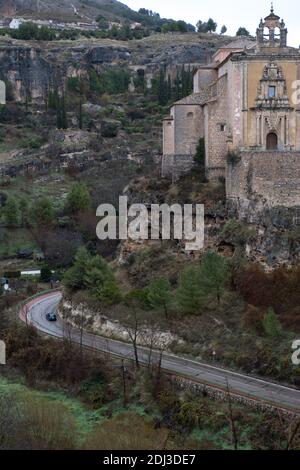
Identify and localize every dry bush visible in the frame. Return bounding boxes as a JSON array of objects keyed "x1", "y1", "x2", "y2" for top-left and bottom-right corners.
[
  {"x1": 235, "y1": 263, "x2": 300, "y2": 329},
  {"x1": 5, "y1": 324, "x2": 108, "y2": 386},
  {"x1": 0, "y1": 393, "x2": 78, "y2": 450},
  {"x1": 83, "y1": 412, "x2": 169, "y2": 450},
  {"x1": 19, "y1": 396, "x2": 78, "y2": 450},
  {"x1": 242, "y1": 304, "x2": 265, "y2": 334}
]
